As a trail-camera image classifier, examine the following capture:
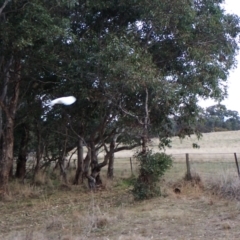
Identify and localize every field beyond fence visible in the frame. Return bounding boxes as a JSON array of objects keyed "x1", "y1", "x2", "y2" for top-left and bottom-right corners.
[
  {"x1": 108, "y1": 131, "x2": 240, "y2": 181},
  {"x1": 110, "y1": 152, "x2": 240, "y2": 182}
]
